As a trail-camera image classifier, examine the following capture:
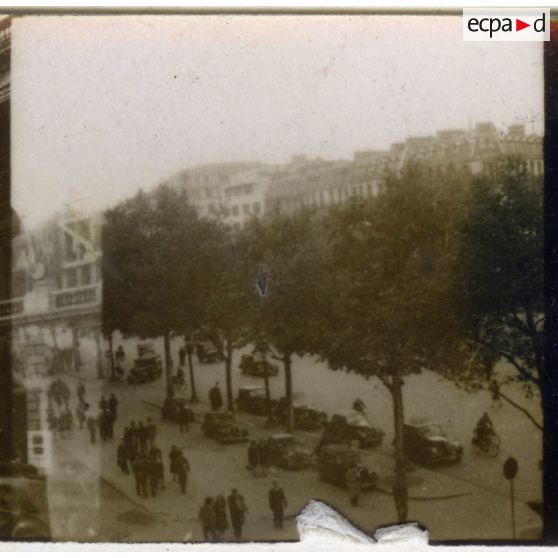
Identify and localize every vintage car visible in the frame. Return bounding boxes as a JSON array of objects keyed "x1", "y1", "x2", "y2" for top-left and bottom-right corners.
[
  {"x1": 264, "y1": 433, "x2": 313, "y2": 470},
  {"x1": 202, "y1": 412, "x2": 249, "y2": 444},
  {"x1": 196, "y1": 341, "x2": 223, "y2": 364},
  {"x1": 0, "y1": 462, "x2": 51, "y2": 541},
  {"x1": 320, "y1": 411, "x2": 384, "y2": 448},
  {"x1": 236, "y1": 386, "x2": 270, "y2": 416},
  {"x1": 239, "y1": 354, "x2": 279, "y2": 377},
  {"x1": 161, "y1": 397, "x2": 195, "y2": 423},
  {"x1": 127, "y1": 352, "x2": 163, "y2": 384},
  {"x1": 317, "y1": 445, "x2": 378, "y2": 490},
  {"x1": 403, "y1": 420, "x2": 463, "y2": 466},
  {"x1": 275, "y1": 397, "x2": 328, "y2": 431}
]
